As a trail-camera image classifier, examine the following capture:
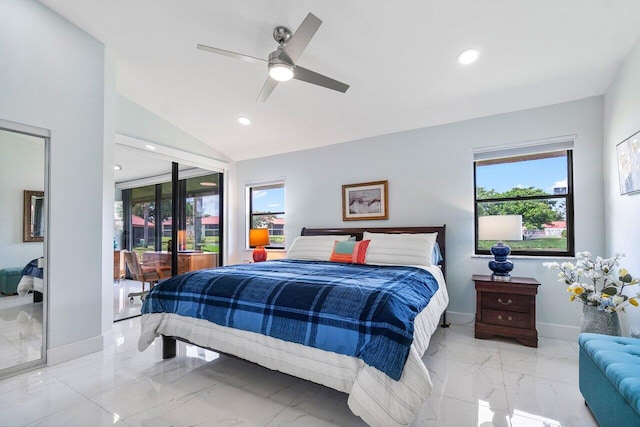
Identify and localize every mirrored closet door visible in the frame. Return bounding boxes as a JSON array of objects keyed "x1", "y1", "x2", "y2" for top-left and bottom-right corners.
[{"x1": 0, "y1": 122, "x2": 48, "y2": 377}]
